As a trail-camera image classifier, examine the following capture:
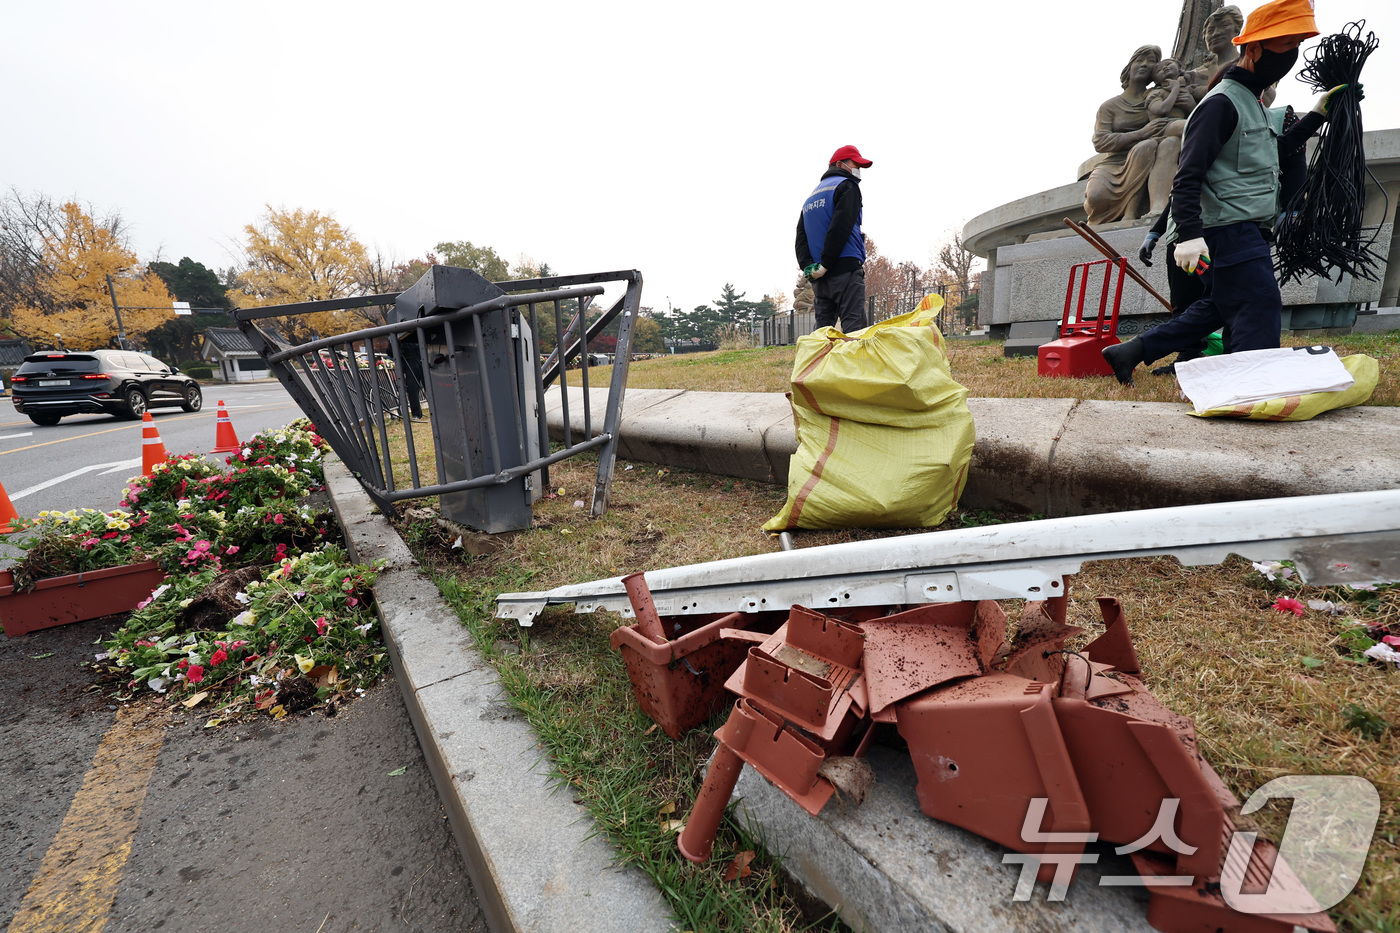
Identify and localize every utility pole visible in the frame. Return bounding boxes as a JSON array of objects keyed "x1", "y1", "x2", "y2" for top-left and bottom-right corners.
[{"x1": 105, "y1": 274, "x2": 130, "y2": 349}]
